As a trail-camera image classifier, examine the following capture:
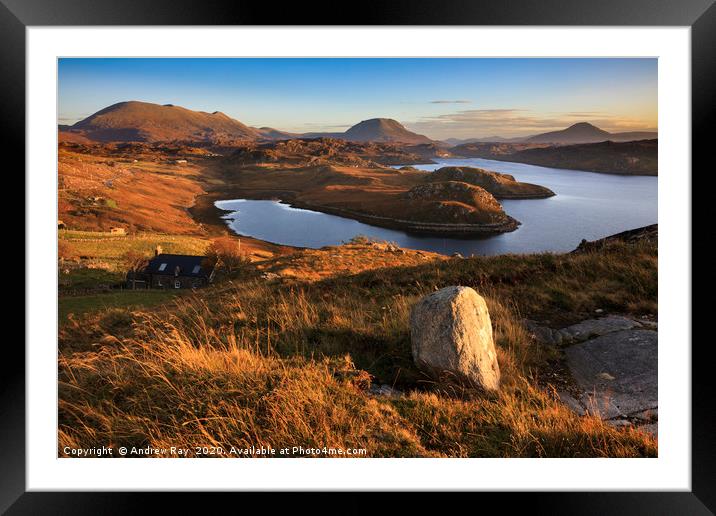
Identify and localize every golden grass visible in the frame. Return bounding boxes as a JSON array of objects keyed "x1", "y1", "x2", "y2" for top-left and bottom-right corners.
[
  {"x1": 58, "y1": 239, "x2": 657, "y2": 458},
  {"x1": 58, "y1": 149, "x2": 206, "y2": 235}
]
